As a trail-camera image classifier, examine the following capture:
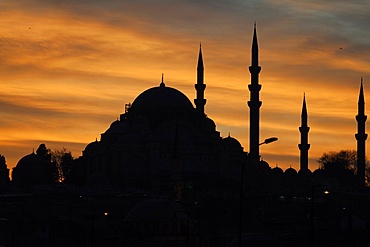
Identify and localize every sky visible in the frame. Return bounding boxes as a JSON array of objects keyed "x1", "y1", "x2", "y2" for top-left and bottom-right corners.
[{"x1": 1, "y1": 0, "x2": 370, "y2": 173}]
